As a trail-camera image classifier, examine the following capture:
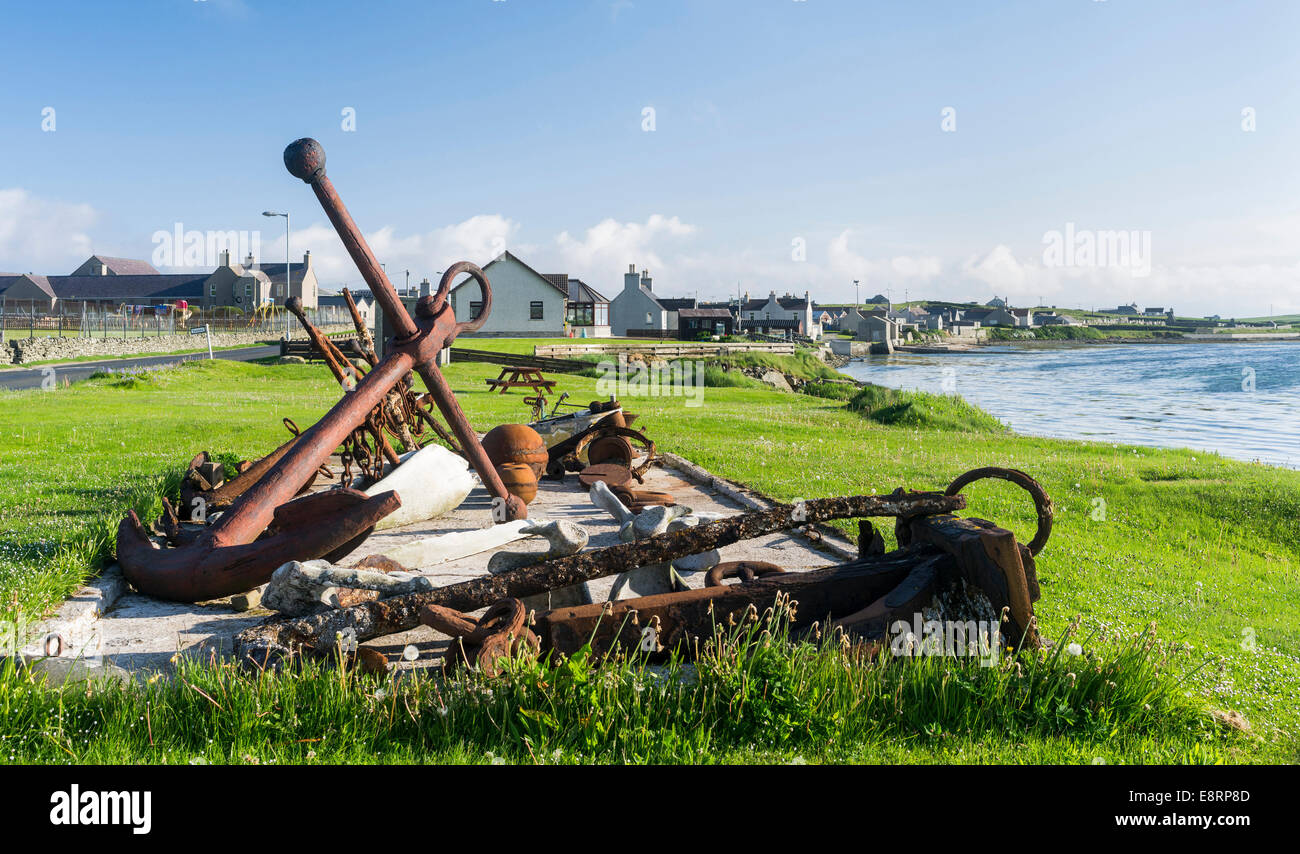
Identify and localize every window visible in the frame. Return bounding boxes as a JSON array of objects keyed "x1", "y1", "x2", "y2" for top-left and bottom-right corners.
[
  {"x1": 276, "y1": 283, "x2": 284, "y2": 298},
  {"x1": 645, "y1": 312, "x2": 652, "y2": 324},
  {"x1": 469, "y1": 301, "x2": 483, "y2": 317},
  {"x1": 530, "y1": 301, "x2": 544, "y2": 320},
  {"x1": 567, "y1": 303, "x2": 595, "y2": 325}
]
